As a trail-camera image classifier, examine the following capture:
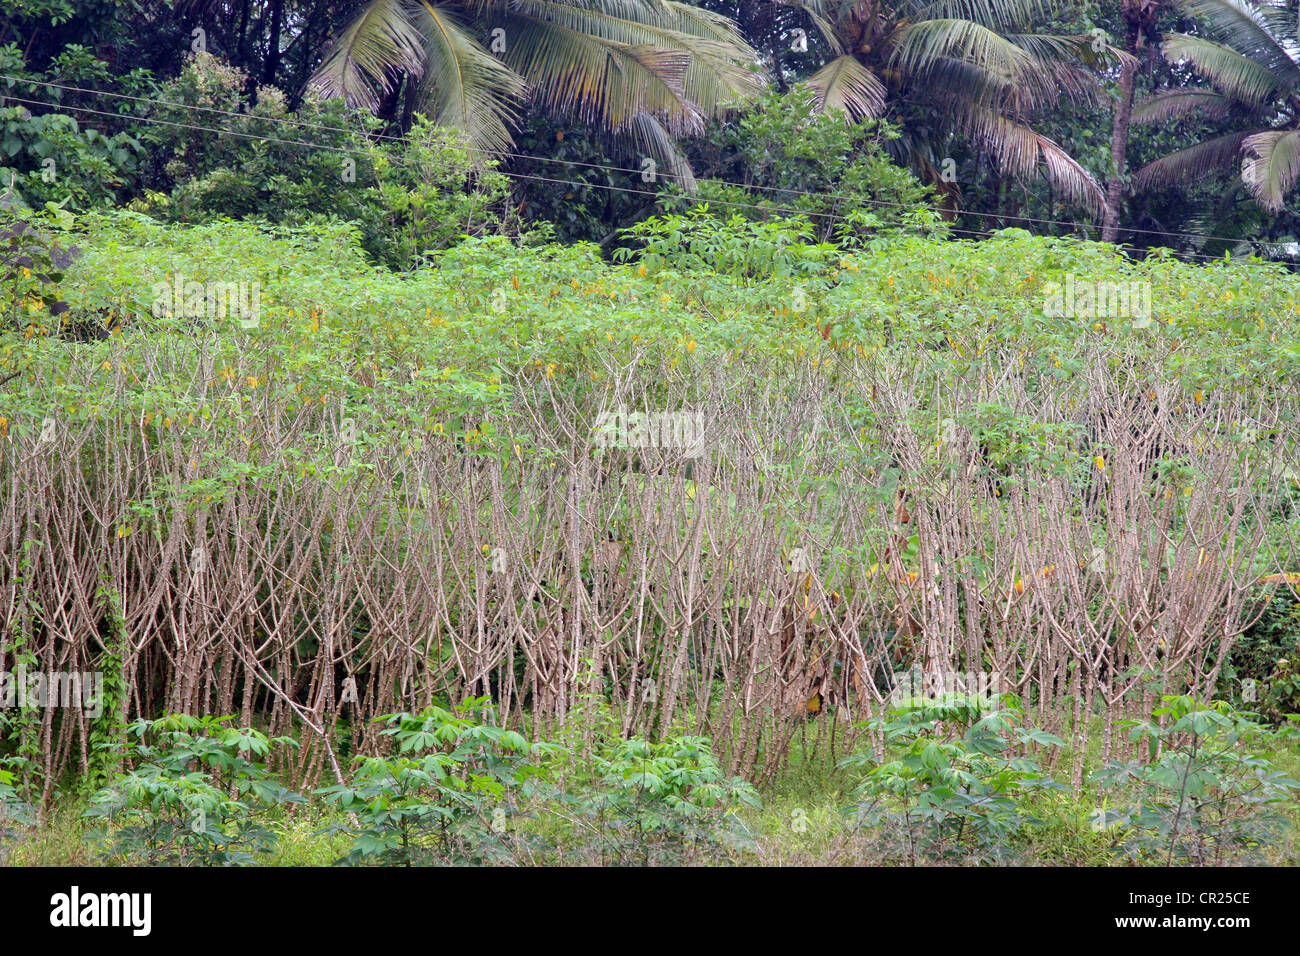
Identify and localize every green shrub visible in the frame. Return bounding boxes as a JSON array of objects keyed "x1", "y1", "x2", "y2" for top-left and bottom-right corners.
[
  {"x1": 1221, "y1": 592, "x2": 1300, "y2": 721},
  {"x1": 1091, "y1": 696, "x2": 1300, "y2": 865},
  {"x1": 0, "y1": 202, "x2": 76, "y2": 335},
  {"x1": 616, "y1": 204, "x2": 837, "y2": 283},
  {"x1": 316, "y1": 698, "x2": 555, "y2": 866},
  {"x1": 663, "y1": 87, "x2": 942, "y2": 243},
  {"x1": 139, "y1": 53, "x2": 515, "y2": 271},
  {"x1": 0, "y1": 765, "x2": 34, "y2": 862},
  {"x1": 842, "y1": 695, "x2": 1068, "y2": 864},
  {"x1": 569, "y1": 735, "x2": 761, "y2": 866},
  {"x1": 0, "y1": 106, "x2": 142, "y2": 210},
  {"x1": 83, "y1": 714, "x2": 302, "y2": 865}
]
